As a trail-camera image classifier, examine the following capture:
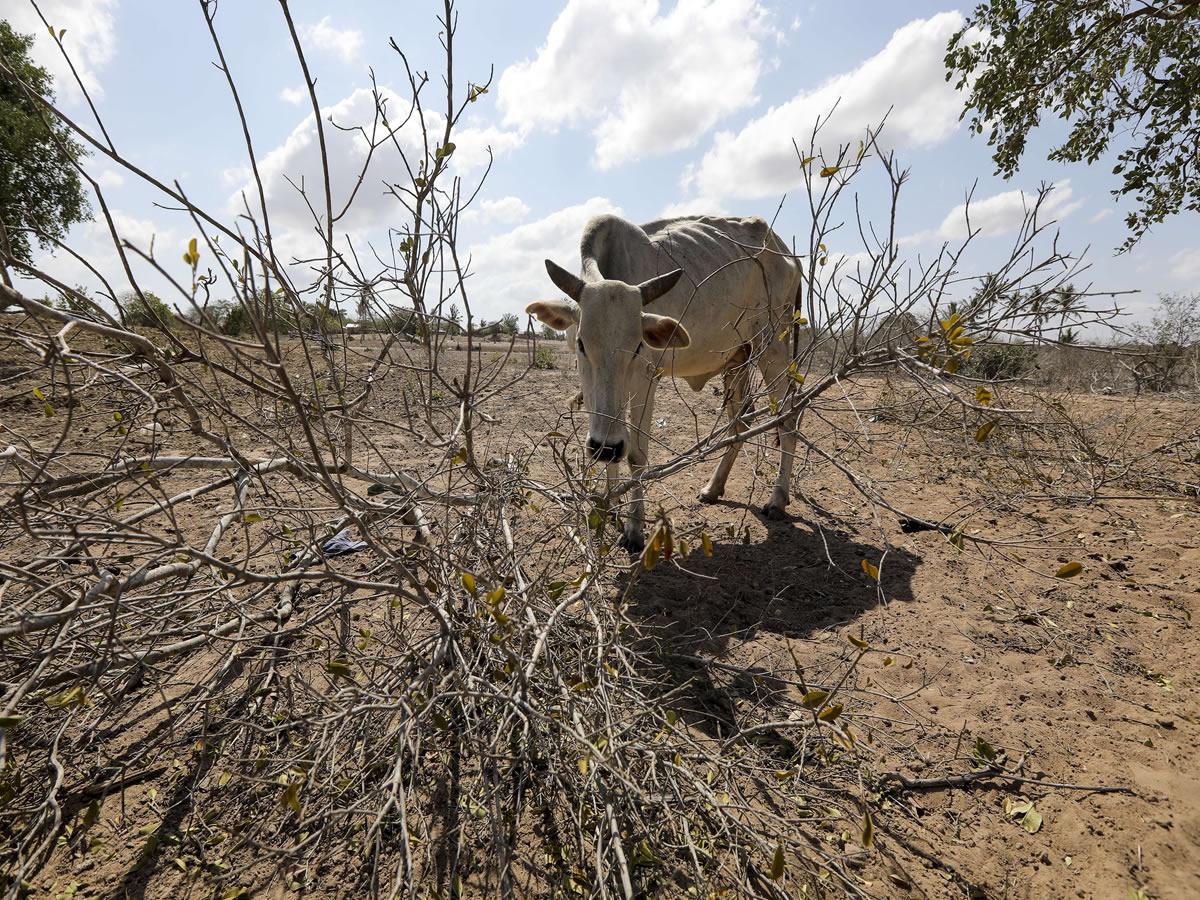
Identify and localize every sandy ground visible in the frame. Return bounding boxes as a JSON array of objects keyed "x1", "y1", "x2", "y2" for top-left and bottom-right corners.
[{"x1": 7, "y1": 336, "x2": 1199, "y2": 898}]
